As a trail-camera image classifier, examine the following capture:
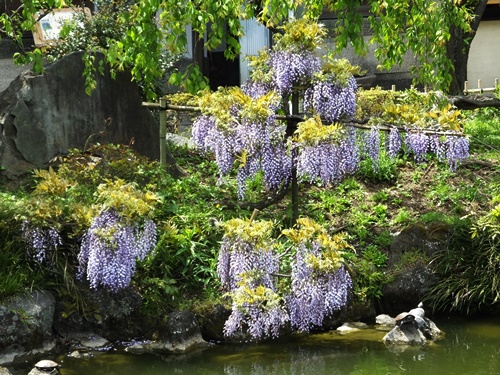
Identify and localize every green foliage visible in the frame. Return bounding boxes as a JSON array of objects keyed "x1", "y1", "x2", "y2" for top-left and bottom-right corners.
[
  {"x1": 391, "y1": 208, "x2": 411, "y2": 226},
  {"x1": 168, "y1": 64, "x2": 209, "y2": 94},
  {"x1": 369, "y1": 0, "x2": 473, "y2": 91},
  {"x1": 357, "y1": 87, "x2": 464, "y2": 131},
  {"x1": 357, "y1": 145, "x2": 400, "y2": 183},
  {"x1": 346, "y1": 245, "x2": 389, "y2": 301},
  {"x1": 426, "y1": 204, "x2": 500, "y2": 314},
  {"x1": 464, "y1": 107, "x2": 500, "y2": 151},
  {"x1": 0, "y1": 193, "x2": 43, "y2": 299},
  {"x1": 1, "y1": 1, "x2": 478, "y2": 95}
]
